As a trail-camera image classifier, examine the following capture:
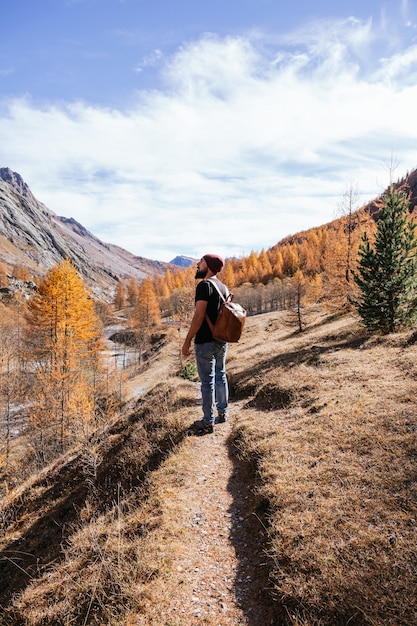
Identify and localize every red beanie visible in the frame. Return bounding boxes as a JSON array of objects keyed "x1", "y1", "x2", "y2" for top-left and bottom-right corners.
[{"x1": 203, "y1": 254, "x2": 224, "y2": 274}]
